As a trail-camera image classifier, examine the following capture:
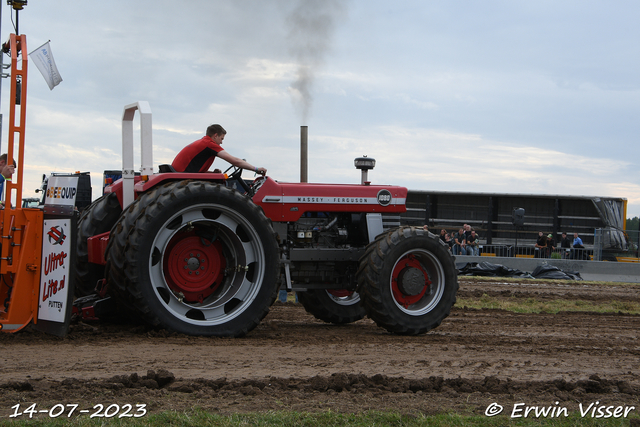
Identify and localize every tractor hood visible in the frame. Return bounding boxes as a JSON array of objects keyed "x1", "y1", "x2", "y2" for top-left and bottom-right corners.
[{"x1": 252, "y1": 177, "x2": 407, "y2": 222}]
